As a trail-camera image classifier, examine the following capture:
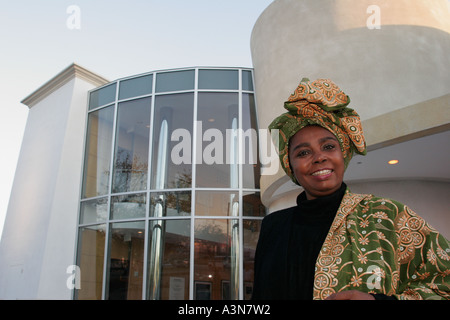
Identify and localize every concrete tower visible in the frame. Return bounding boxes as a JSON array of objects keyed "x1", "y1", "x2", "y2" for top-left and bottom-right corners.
[{"x1": 251, "y1": 0, "x2": 450, "y2": 236}]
